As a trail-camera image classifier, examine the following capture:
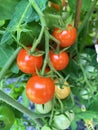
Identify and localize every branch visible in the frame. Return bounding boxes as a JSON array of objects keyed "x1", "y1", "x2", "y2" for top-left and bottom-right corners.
[{"x1": 74, "y1": 0, "x2": 82, "y2": 30}]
